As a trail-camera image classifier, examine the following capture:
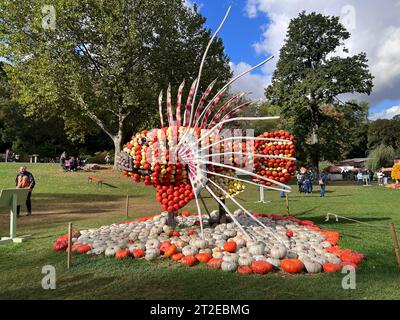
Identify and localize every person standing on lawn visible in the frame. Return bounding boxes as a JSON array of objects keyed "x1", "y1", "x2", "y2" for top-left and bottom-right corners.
[
  {"x1": 15, "y1": 166, "x2": 35, "y2": 216},
  {"x1": 319, "y1": 171, "x2": 328, "y2": 197}
]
